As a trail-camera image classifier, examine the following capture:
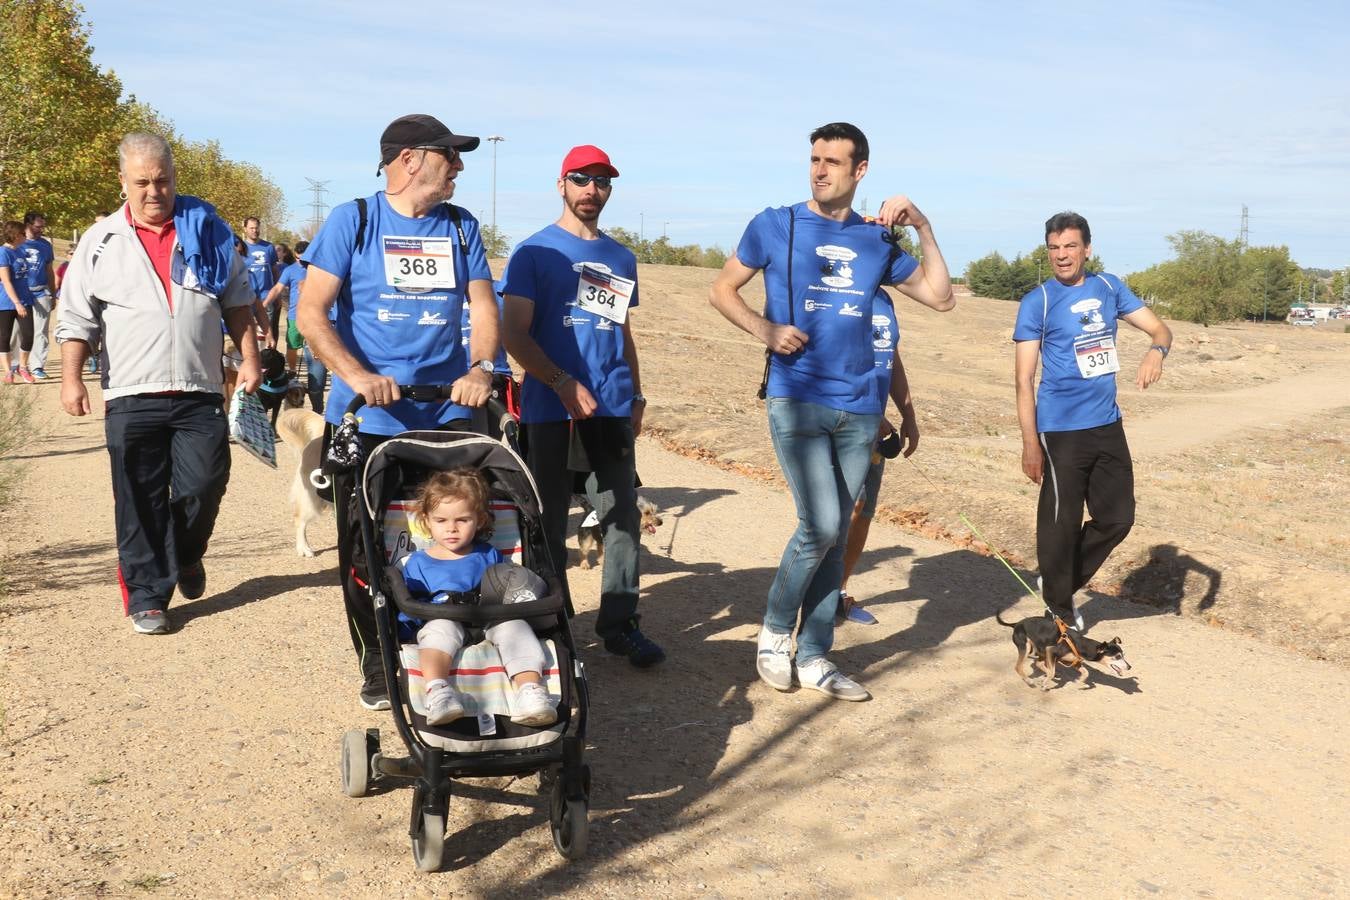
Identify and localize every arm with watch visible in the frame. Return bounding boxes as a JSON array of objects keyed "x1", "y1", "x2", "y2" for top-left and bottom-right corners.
[
  {"x1": 501, "y1": 291, "x2": 598, "y2": 420},
  {"x1": 1121, "y1": 306, "x2": 1173, "y2": 391},
  {"x1": 450, "y1": 278, "x2": 499, "y2": 408}
]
